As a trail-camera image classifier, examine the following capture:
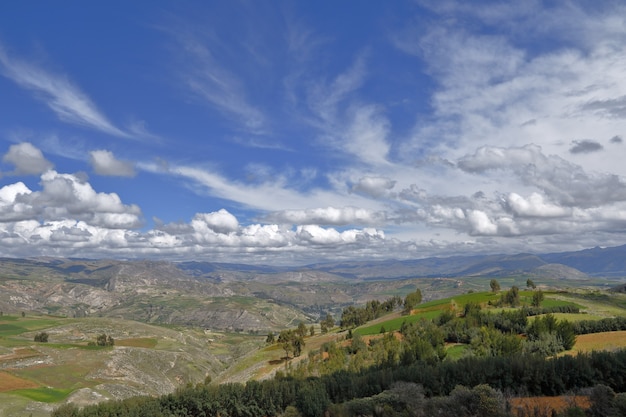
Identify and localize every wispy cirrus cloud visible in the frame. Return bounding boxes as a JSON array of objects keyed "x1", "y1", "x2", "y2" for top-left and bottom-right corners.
[
  {"x1": 0, "y1": 44, "x2": 131, "y2": 139},
  {"x1": 172, "y1": 32, "x2": 267, "y2": 135},
  {"x1": 137, "y1": 159, "x2": 385, "y2": 217}
]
